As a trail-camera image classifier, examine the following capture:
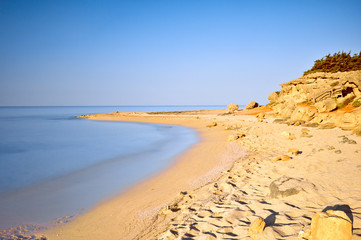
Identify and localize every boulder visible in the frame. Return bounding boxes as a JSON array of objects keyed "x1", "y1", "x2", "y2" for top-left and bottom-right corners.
[
  {"x1": 227, "y1": 103, "x2": 239, "y2": 113},
  {"x1": 246, "y1": 101, "x2": 259, "y2": 109},
  {"x1": 269, "y1": 176, "x2": 316, "y2": 199},
  {"x1": 268, "y1": 92, "x2": 279, "y2": 103},
  {"x1": 249, "y1": 217, "x2": 265, "y2": 239},
  {"x1": 315, "y1": 98, "x2": 337, "y2": 113},
  {"x1": 311, "y1": 210, "x2": 352, "y2": 240}
]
